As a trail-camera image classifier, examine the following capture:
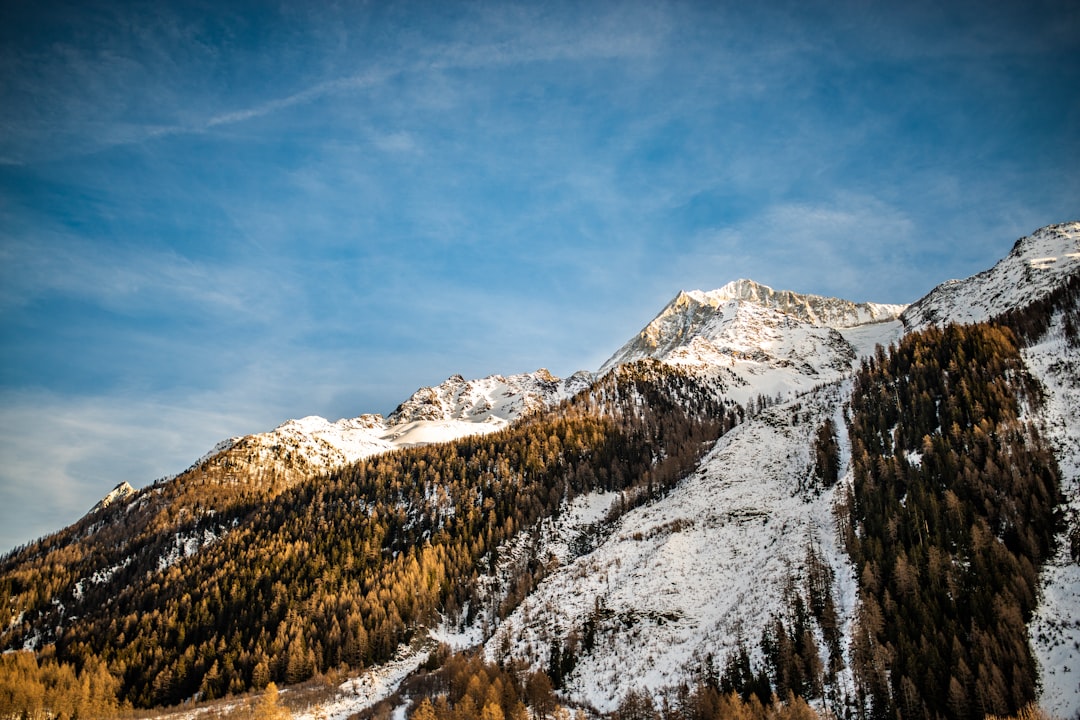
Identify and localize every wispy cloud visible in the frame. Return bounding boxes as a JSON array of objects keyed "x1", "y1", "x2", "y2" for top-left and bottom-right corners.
[
  {"x1": 662, "y1": 194, "x2": 924, "y2": 304},
  {"x1": 0, "y1": 387, "x2": 259, "y2": 552},
  {"x1": 0, "y1": 230, "x2": 292, "y2": 321}
]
